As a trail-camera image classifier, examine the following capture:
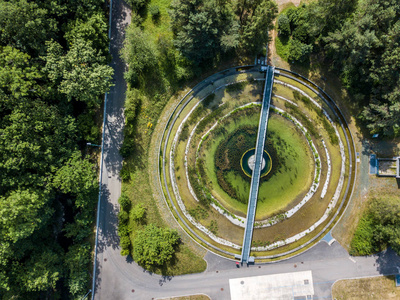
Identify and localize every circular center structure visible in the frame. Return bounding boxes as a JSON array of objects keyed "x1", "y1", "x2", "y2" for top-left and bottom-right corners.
[
  {"x1": 241, "y1": 149, "x2": 272, "y2": 178},
  {"x1": 248, "y1": 155, "x2": 262, "y2": 171},
  {"x1": 159, "y1": 68, "x2": 355, "y2": 262}
]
